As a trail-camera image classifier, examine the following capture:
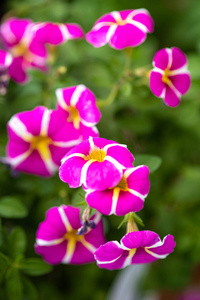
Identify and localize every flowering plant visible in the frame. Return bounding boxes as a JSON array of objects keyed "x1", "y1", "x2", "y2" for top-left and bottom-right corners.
[{"x1": 0, "y1": 2, "x2": 197, "y2": 300}]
